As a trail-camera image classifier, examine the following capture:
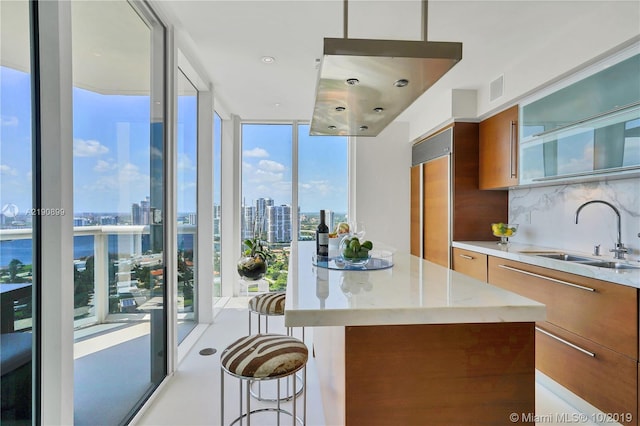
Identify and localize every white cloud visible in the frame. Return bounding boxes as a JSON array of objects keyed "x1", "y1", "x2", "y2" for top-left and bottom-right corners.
[
  {"x1": 178, "y1": 153, "x2": 196, "y2": 171},
  {"x1": 0, "y1": 164, "x2": 18, "y2": 176},
  {"x1": 74, "y1": 139, "x2": 109, "y2": 157},
  {"x1": 1, "y1": 115, "x2": 19, "y2": 127},
  {"x1": 253, "y1": 169, "x2": 283, "y2": 183},
  {"x1": 300, "y1": 179, "x2": 332, "y2": 196},
  {"x1": 258, "y1": 159, "x2": 285, "y2": 172},
  {"x1": 243, "y1": 147, "x2": 269, "y2": 158},
  {"x1": 94, "y1": 160, "x2": 116, "y2": 172}
]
